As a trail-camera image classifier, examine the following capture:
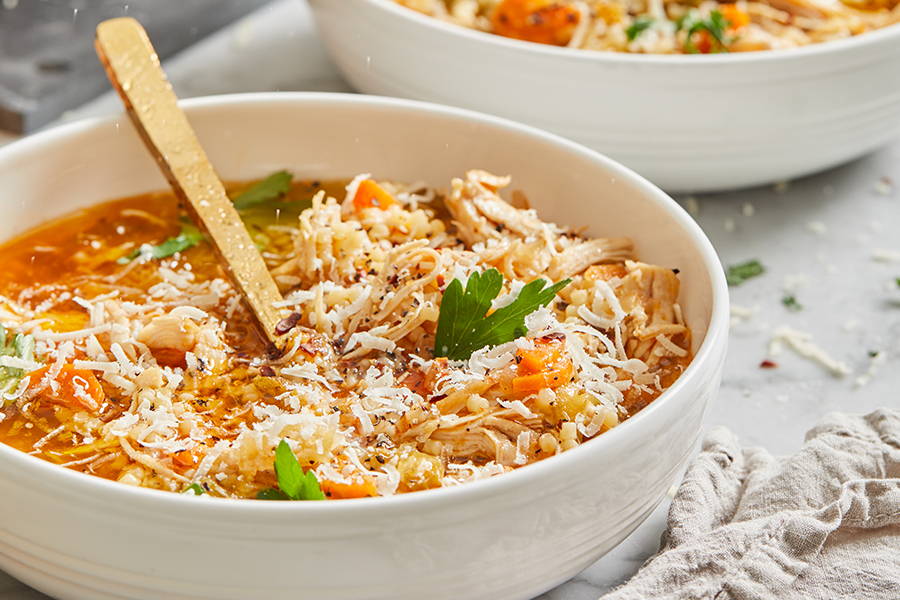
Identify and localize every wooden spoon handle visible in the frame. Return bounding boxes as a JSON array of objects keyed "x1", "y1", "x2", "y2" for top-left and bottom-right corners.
[{"x1": 95, "y1": 17, "x2": 284, "y2": 350}]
